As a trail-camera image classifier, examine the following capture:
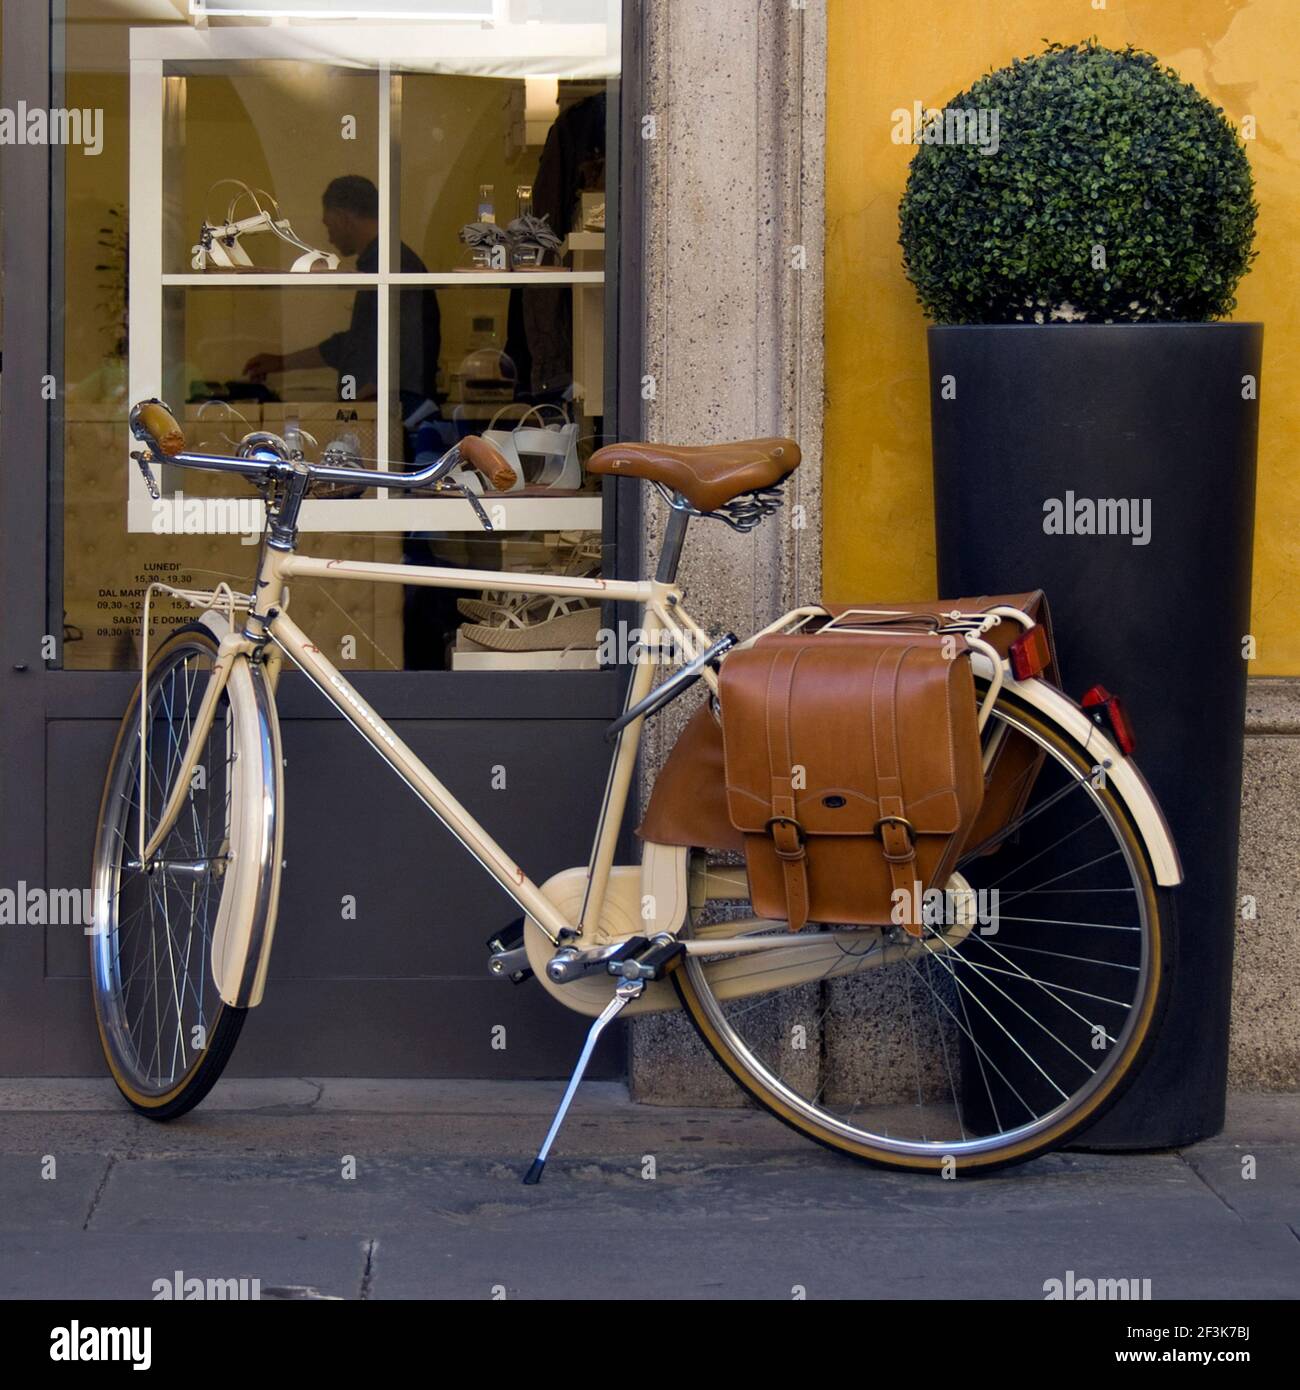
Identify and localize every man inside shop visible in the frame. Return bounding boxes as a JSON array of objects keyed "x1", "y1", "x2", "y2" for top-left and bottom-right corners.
[
  {"x1": 243, "y1": 174, "x2": 457, "y2": 669},
  {"x1": 244, "y1": 173, "x2": 439, "y2": 416}
]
